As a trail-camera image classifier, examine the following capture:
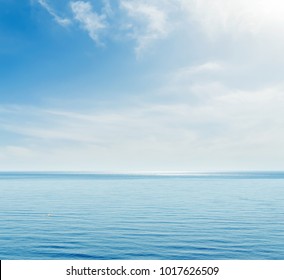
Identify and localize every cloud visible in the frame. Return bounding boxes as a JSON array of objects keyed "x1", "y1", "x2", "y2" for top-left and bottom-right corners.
[
  {"x1": 37, "y1": 0, "x2": 71, "y2": 27},
  {"x1": 120, "y1": 0, "x2": 169, "y2": 54},
  {"x1": 70, "y1": 1, "x2": 106, "y2": 44},
  {"x1": 181, "y1": 0, "x2": 284, "y2": 38},
  {"x1": 102, "y1": 0, "x2": 113, "y2": 17},
  {"x1": 1, "y1": 146, "x2": 34, "y2": 157},
  {"x1": 4, "y1": 1, "x2": 284, "y2": 171},
  {"x1": 34, "y1": 0, "x2": 284, "y2": 54},
  {"x1": 173, "y1": 62, "x2": 225, "y2": 81},
  {"x1": 1, "y1": 77, "x2": 284, "y2": 171}
]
